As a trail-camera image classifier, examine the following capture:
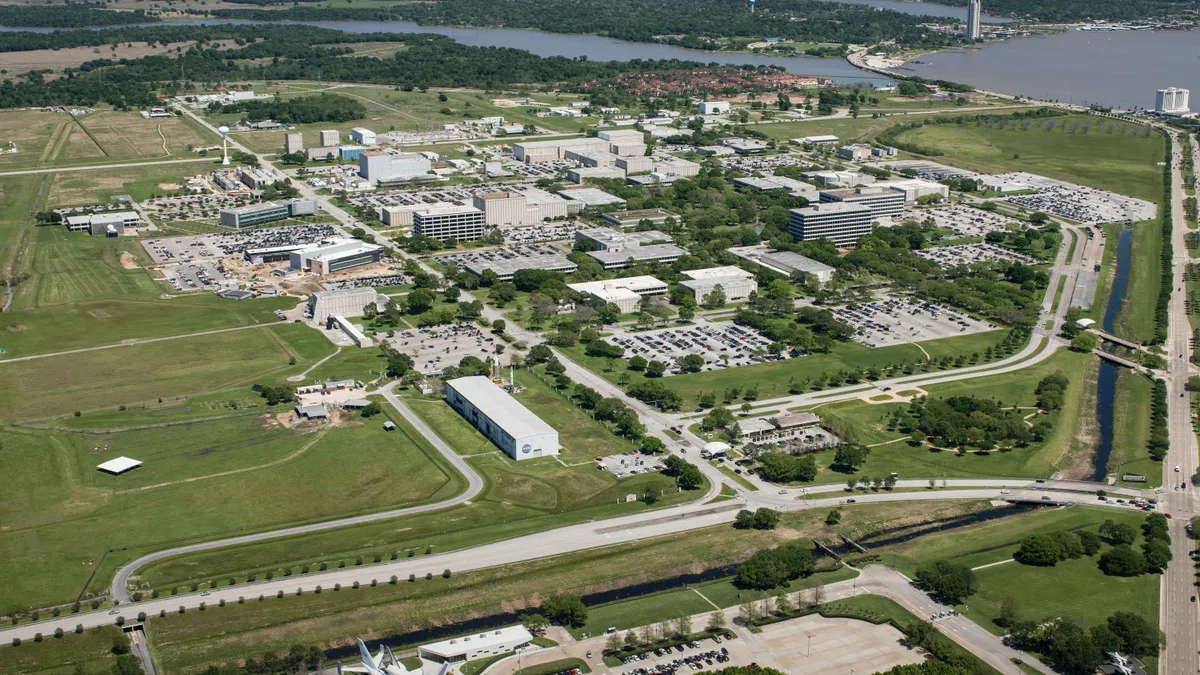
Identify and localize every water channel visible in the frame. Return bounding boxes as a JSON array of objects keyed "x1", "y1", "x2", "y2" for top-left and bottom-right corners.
[{"x1": 1092, "y1": 226, "x2": 1134, "y2": 481}]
